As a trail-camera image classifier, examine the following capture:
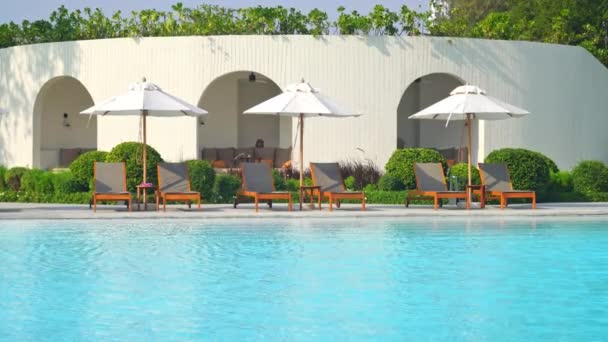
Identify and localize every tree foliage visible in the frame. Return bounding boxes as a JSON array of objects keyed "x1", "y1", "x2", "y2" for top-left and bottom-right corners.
[{"x1": 0, "y1": 1, "x2": 606, "y2": 66}]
